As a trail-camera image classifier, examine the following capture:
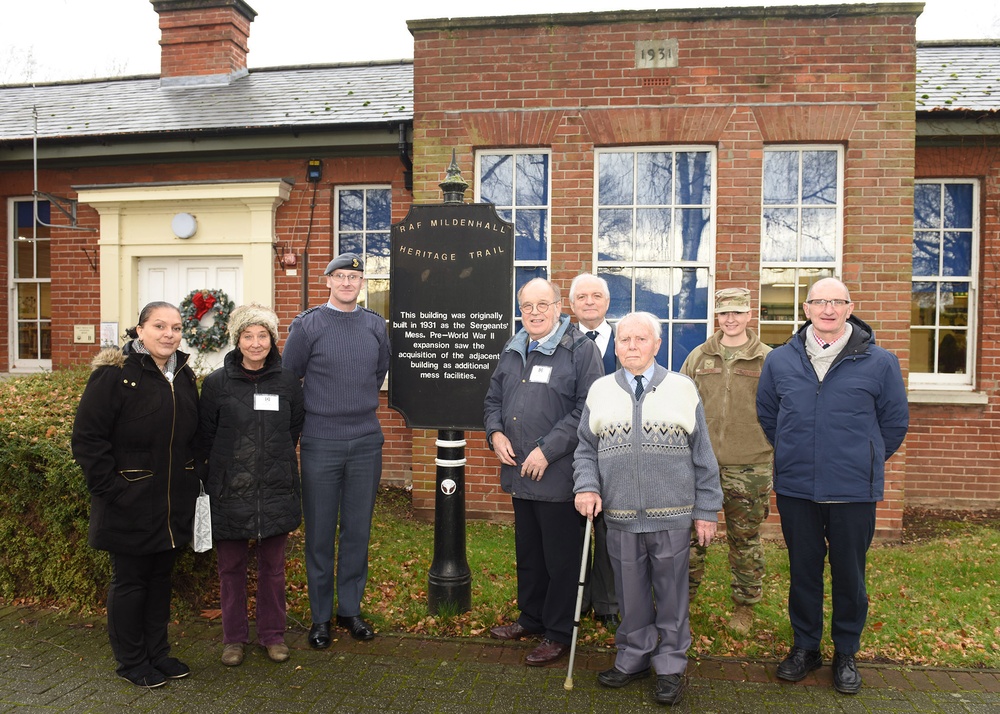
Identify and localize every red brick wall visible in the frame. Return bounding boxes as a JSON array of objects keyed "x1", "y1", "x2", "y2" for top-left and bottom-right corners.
[
  {"x1": 0, "y1": 154, "x2": 406, "y2": 369},
  {"x1": 908, "y1": 143, "x2": 1000, "y2": 509},
  {"x1": 157, "y1": 3, "x2": 253, "y2": 79},
  {"x1": 410, "y1": 7, "x2": 918, "y2": 539},
  {"x1": 410, "y1": 430, "x2": 512, "y2": 524}
]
